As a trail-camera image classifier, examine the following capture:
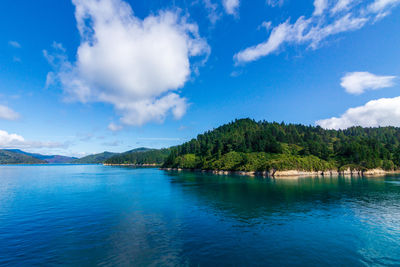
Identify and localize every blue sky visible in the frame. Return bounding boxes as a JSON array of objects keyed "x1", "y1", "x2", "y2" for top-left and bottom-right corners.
[{"x1": 1, "y1": 0, "x2": 400, "y2": 157}]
